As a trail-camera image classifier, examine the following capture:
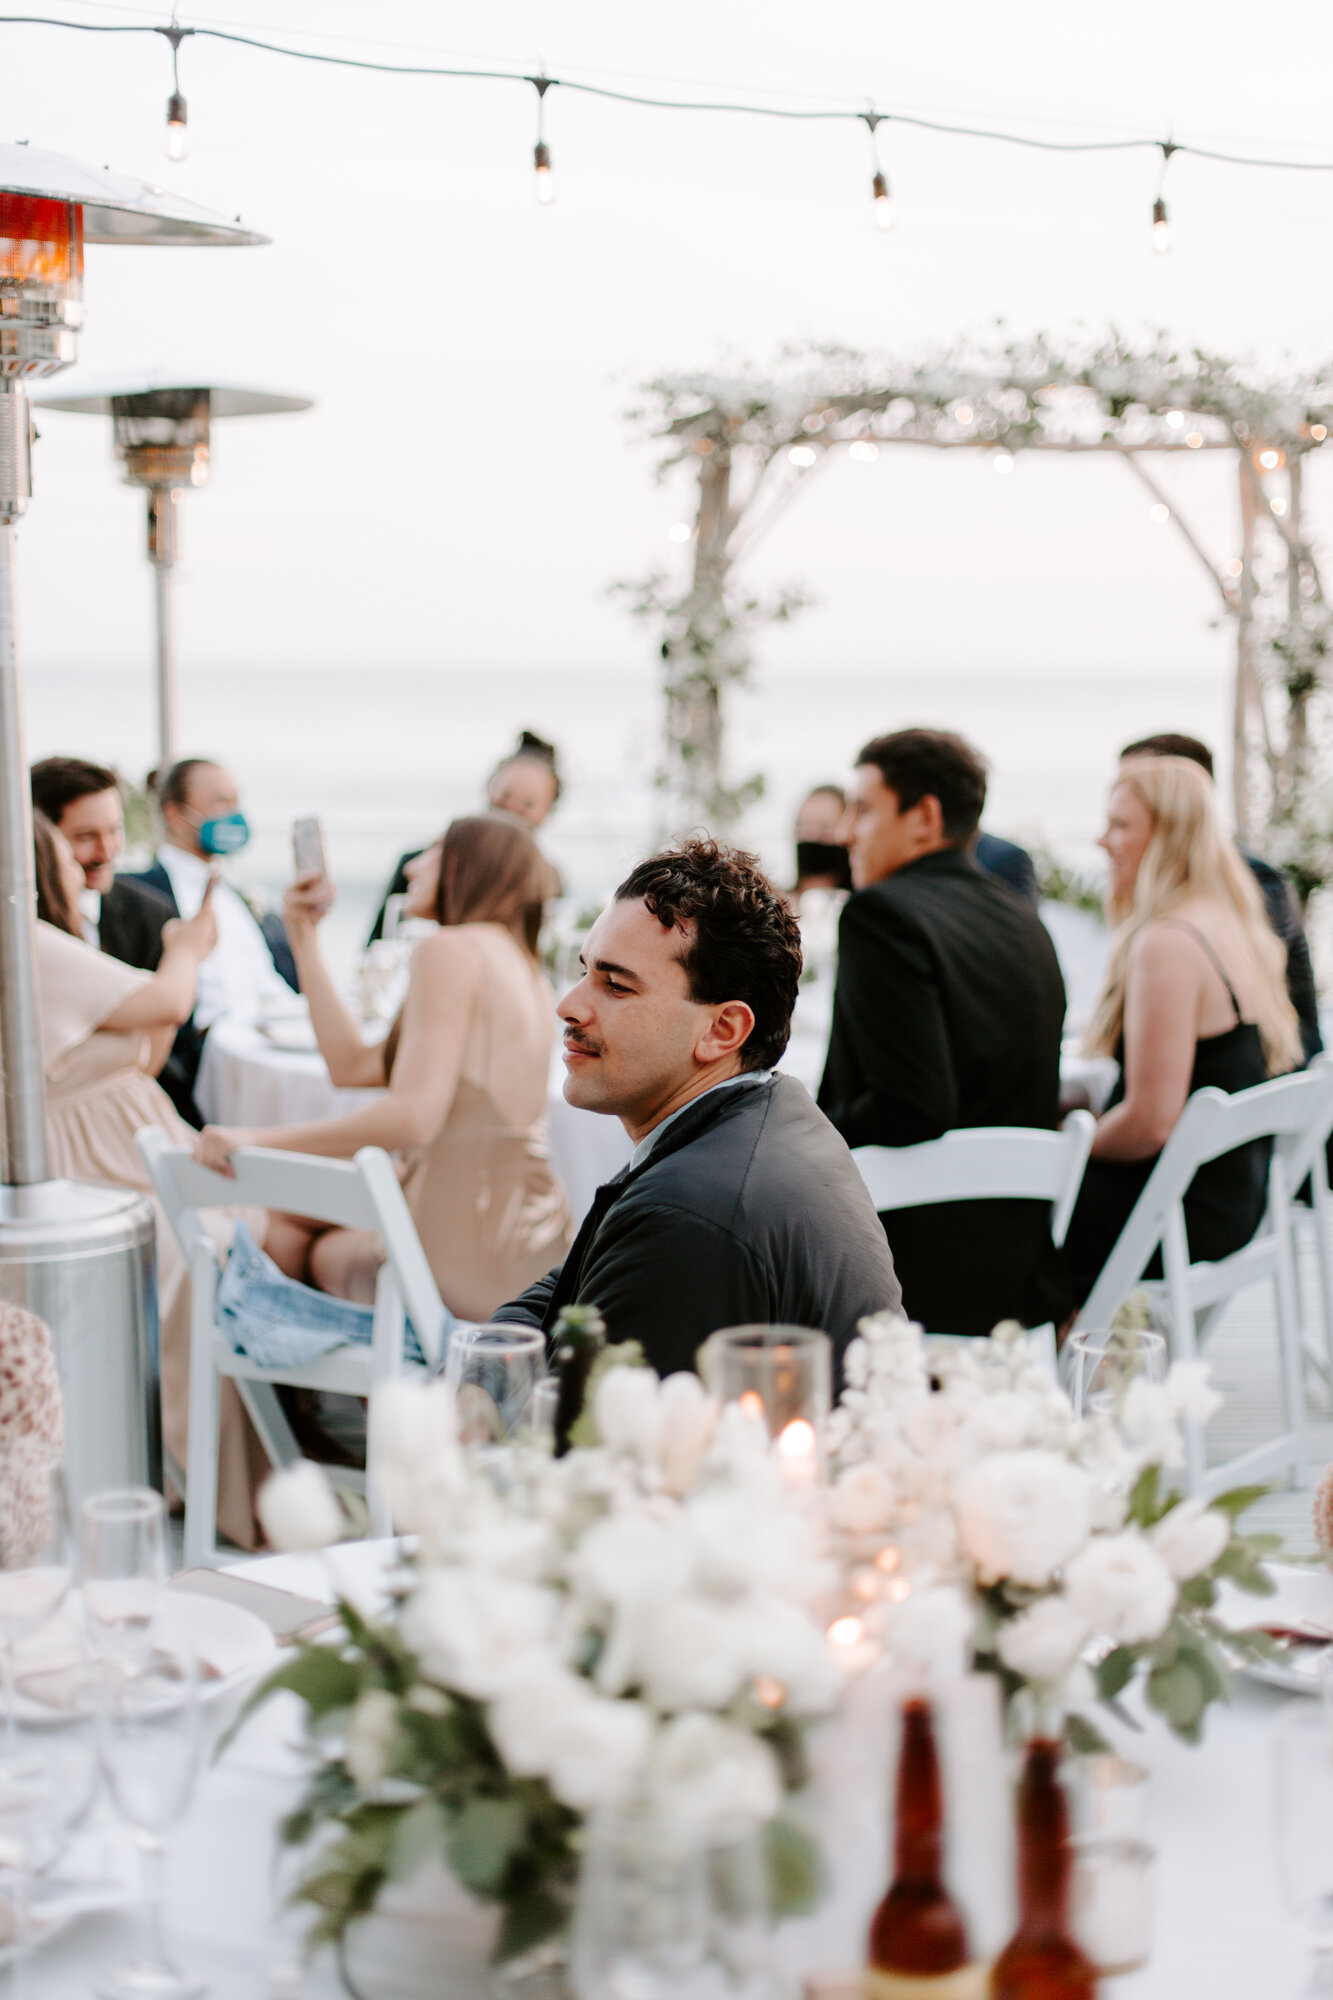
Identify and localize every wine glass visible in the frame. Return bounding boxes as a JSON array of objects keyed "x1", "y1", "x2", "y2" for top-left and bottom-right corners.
[
  {"x1": 1066, "y1": 1329, "x2": 1167, "y2": 1419},
  {"x1": 96, "y1": 1637, "x2": 204, "y2": 2000},
  {"x1": 80, "y1": 1489, "x2": 166, "y2": 1670},
  {"x1": 0, "y1": 1452, "x2": 71, "y2": 1771},
  {"x1": 445, "y1": 1327, "x2": 546, "y2": 1444},
  {"x1": 1274, "y1": 1702, "x2": 1333, "y2": 1992}
]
